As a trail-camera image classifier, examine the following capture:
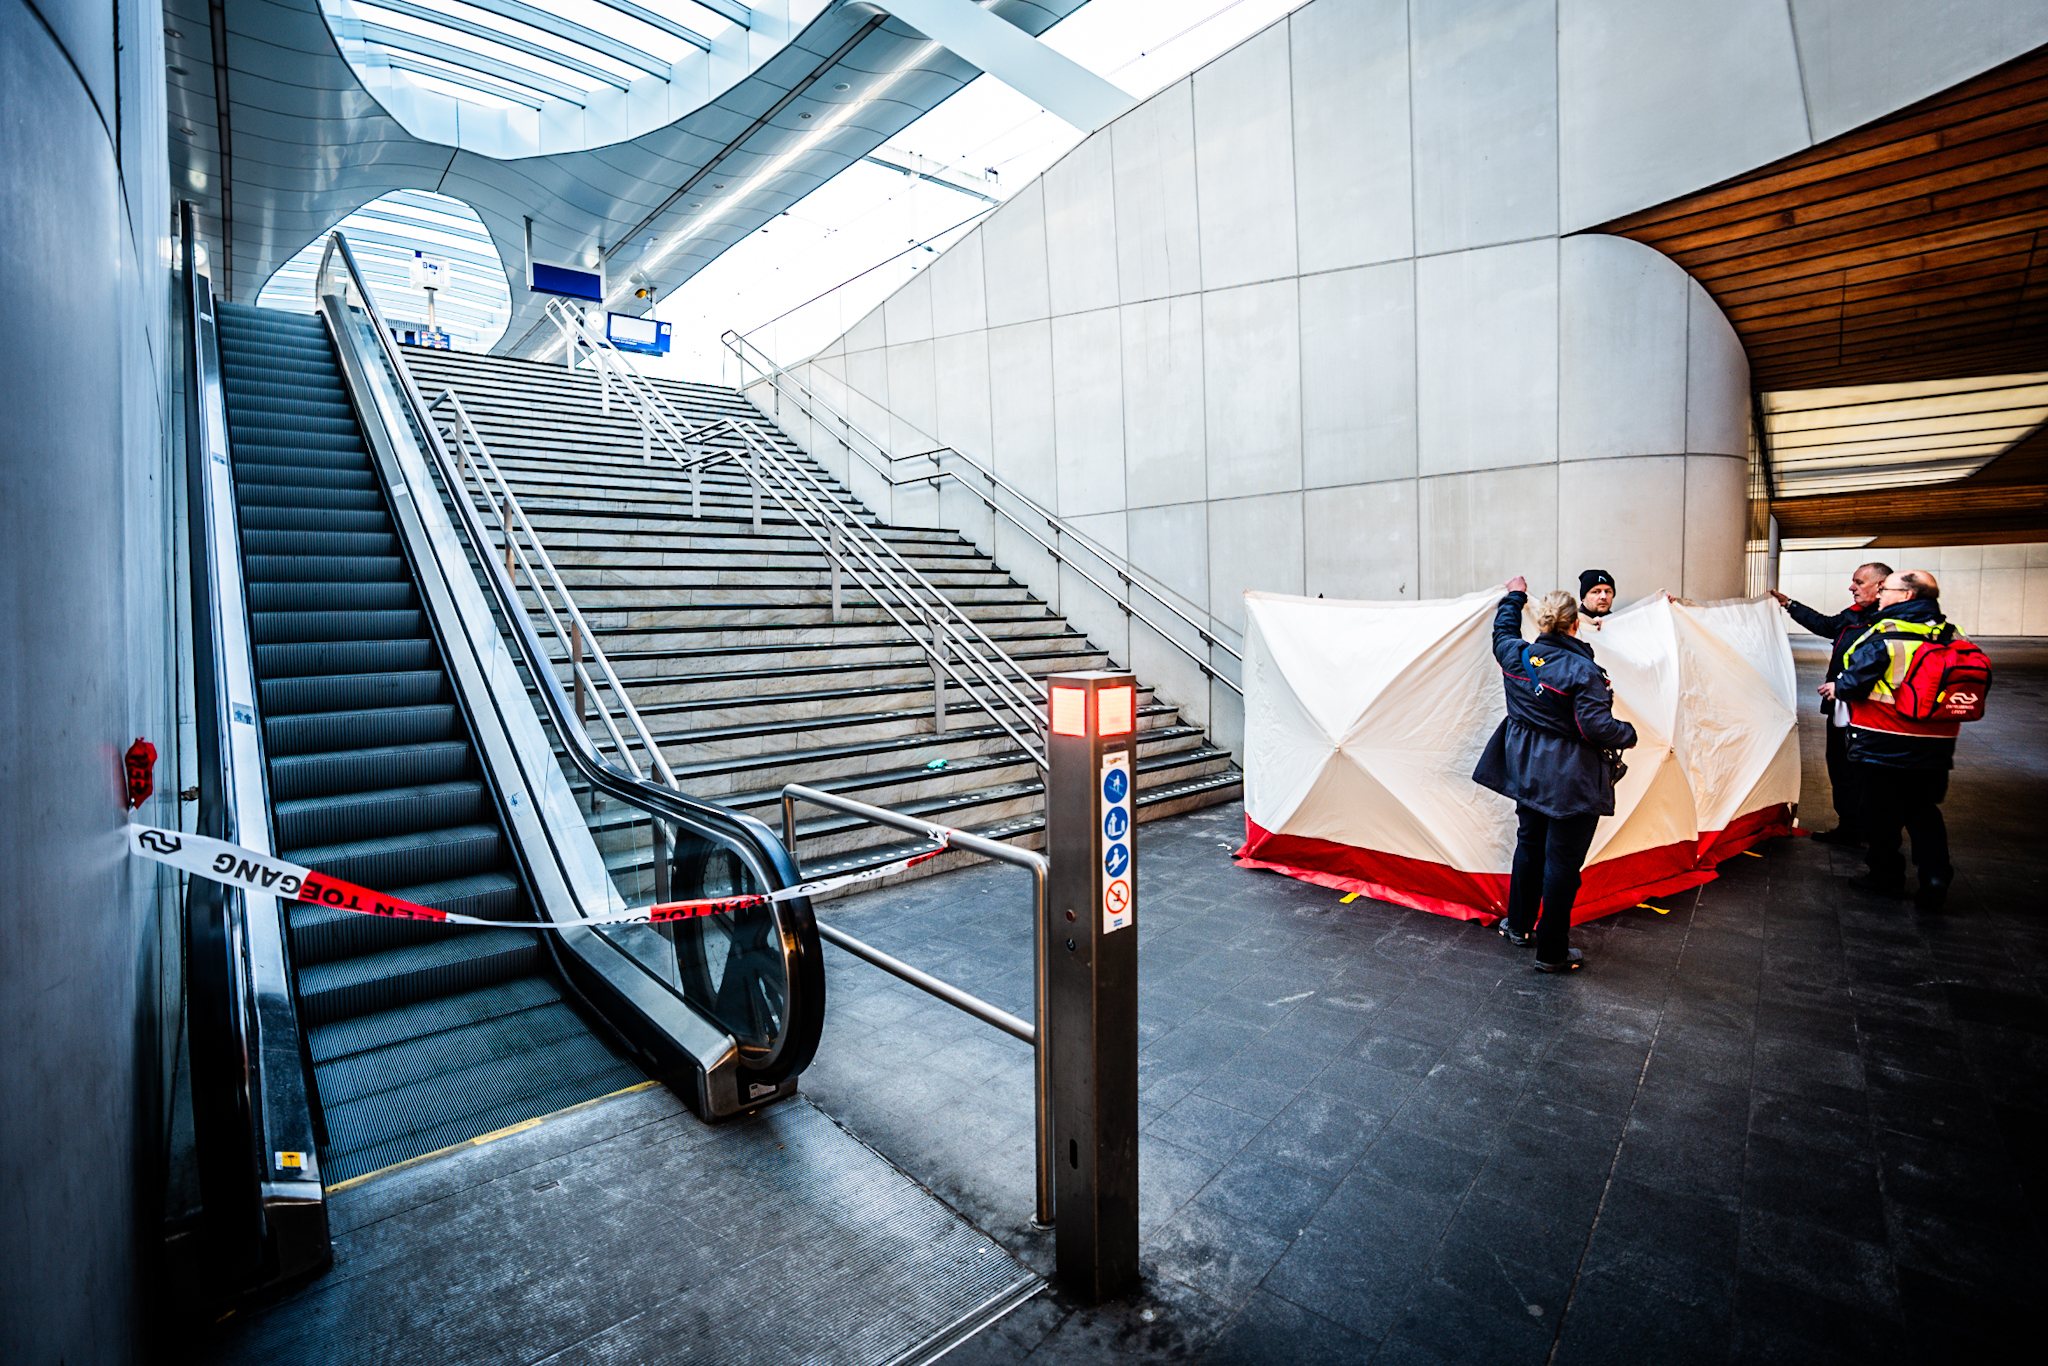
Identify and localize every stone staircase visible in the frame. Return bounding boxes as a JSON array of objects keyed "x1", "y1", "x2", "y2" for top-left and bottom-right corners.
[{"x1": 402, "y1": 346, "x2": 1240, "y2": 892}]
